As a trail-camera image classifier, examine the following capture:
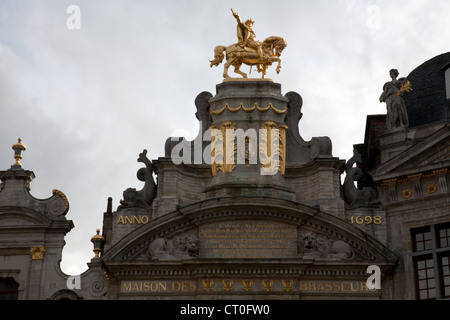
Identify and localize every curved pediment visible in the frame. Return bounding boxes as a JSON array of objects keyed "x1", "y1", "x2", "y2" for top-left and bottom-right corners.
[
  {"x1": 101, "y1": 197, "x2": 398, "y2": 265},
  {"x1": 0, "y1": 207, "x2": 53, "y2": 227},
  {"x1": 0, "y1": 169, "x2": 69, "y2": 217}
]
